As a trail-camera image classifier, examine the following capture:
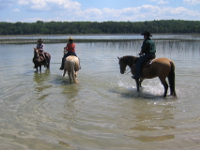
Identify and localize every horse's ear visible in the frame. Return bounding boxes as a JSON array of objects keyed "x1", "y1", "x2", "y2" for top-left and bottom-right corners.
[{"x1": 117, "y1": 57, "x2": 120, "y2": 59}]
